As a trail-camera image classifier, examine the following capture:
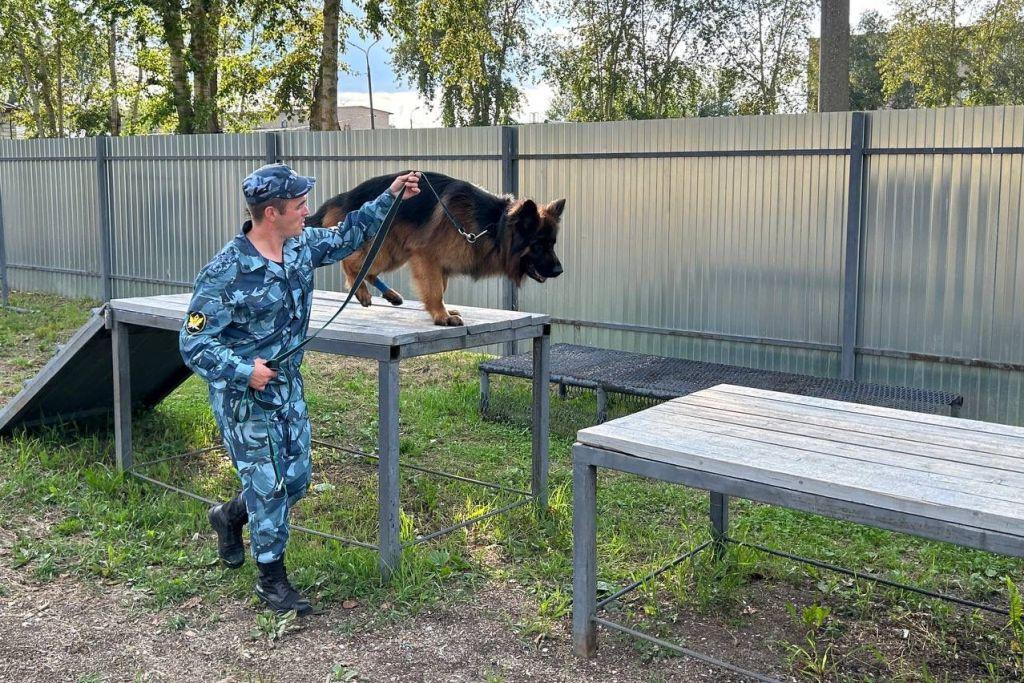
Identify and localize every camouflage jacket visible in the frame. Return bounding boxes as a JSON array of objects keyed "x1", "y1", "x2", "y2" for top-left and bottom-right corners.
[{"x1": 178, "y1": 189, "x2": 395, "y2": 398}]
